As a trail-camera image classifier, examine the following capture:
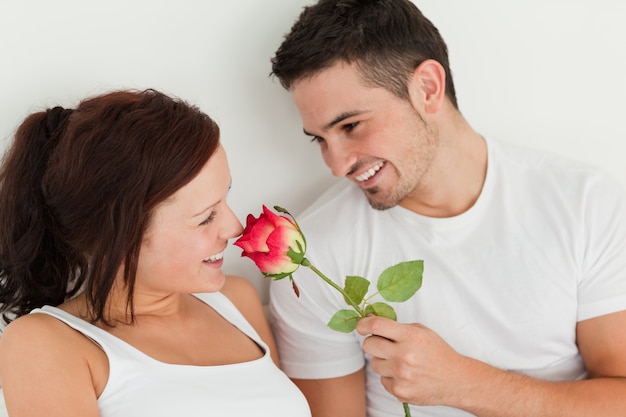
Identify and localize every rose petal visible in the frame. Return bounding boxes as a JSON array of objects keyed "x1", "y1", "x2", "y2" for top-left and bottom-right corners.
[{"x1": 234, "y1": 206, "x2": 306, "y2": 275}]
